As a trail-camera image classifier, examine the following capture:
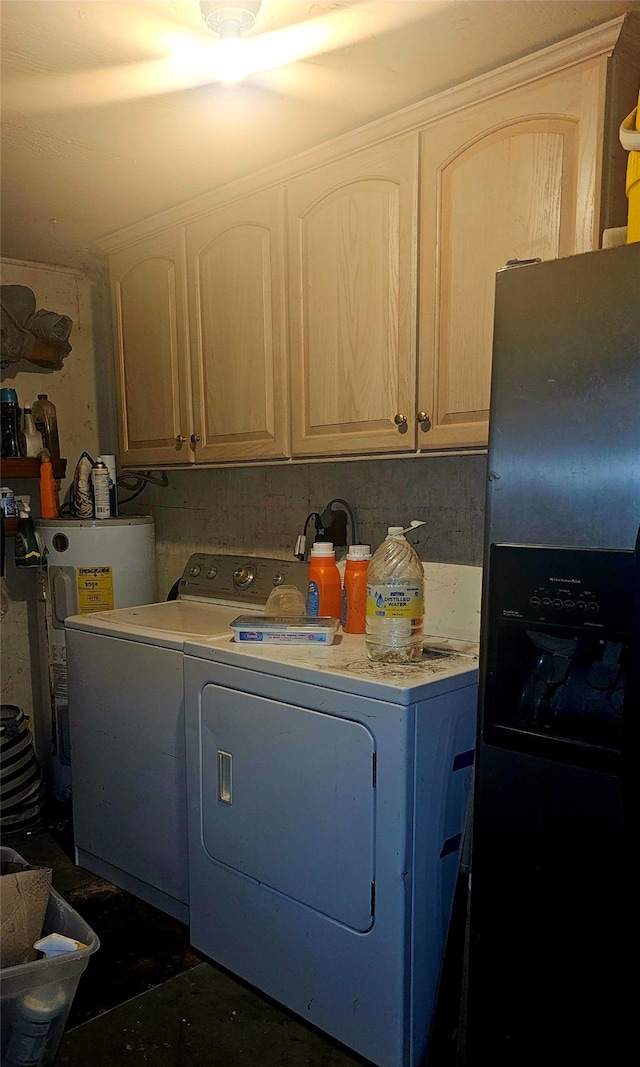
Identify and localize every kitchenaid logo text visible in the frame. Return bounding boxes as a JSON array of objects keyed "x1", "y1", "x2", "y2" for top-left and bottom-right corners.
[{"x1": 549, "y1": 577, "x2": 581, "y2": 584}]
